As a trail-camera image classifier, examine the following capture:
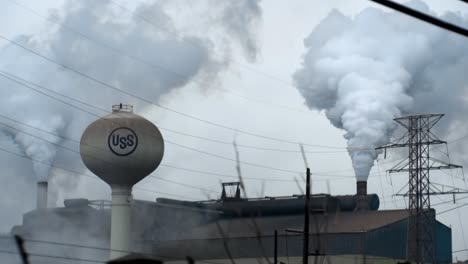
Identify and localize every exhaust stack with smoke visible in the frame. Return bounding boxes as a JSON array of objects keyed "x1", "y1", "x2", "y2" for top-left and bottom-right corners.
[
  {"x1": 355, "y1": 181, "x2": 368, "y2": 211},
  {"x1": 293, "y1": 1, "x2": 468, "y2": 184},
  {"x1": 36, "y1": 181, "x2": 48, "y2": 210}
]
